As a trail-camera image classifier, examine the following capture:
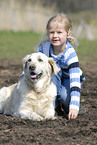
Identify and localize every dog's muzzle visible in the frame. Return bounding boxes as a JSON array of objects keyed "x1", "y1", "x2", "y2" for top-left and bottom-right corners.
[{"x1": 29, "y1": 65, "x2": 43, "y2": 80}]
